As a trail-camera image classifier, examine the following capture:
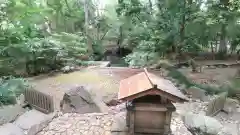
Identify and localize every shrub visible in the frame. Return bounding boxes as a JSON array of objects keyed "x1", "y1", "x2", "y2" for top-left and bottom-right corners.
[
  {"x1": 0, "y1": 77, "x2": 29, "y2": 105},
  {"x1": 1, "y1": 32, "x2": 88, "y2": 76}
]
